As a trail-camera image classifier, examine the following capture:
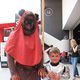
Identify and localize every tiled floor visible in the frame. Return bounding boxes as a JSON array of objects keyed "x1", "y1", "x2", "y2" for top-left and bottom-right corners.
[{"x1": 0, "y1": 62, "x2": 80, "y2": 80}]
